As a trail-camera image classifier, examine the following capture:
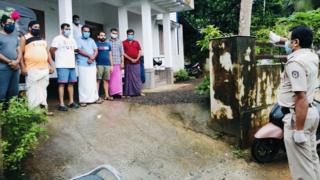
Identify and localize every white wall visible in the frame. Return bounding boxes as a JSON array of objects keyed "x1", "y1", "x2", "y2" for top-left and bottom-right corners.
[
  {"x1": 72, "y1": 0, "x2": 119, "y2": 35},
  {"x1": 127, "y1": 12, "x2": 142, "y2": 45}
]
